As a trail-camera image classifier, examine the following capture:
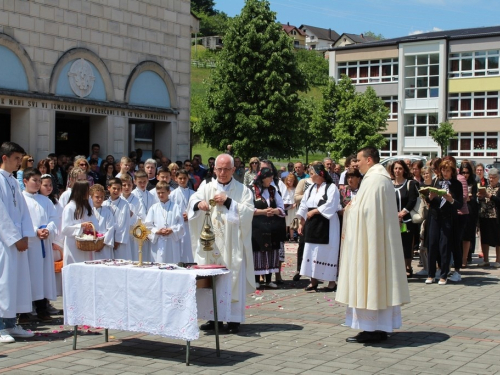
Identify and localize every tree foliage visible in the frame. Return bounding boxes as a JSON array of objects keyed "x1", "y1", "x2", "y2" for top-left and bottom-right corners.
[
  {"x1": 195, "y1": 11, "x2": 230, "y2": 36},
  {"x1": 191, "y1": 0, "x2": 216, "y2": 15},
  {"x1": 295, "y1": 50, "x2": 329, "y2": 86},
  {"x1": 314, "y1": 76, "x2": 388, "y2": 160},
  {"x1": 431, "y1": 121, "x2": 456, "y2": 156},
  {"x1": 363, "y1": 31, "x2": 385, "y2": 40},
  {"x1": 196, "y1": 0, "x2": 308, "y2": 161}
]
